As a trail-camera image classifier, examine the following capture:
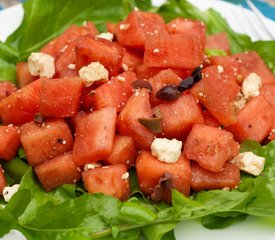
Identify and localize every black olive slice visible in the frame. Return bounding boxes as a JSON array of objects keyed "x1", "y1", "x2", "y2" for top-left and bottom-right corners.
[
  {"x1": 178, "y1": 77, "x2": 195, "y2": 92},
  {"x1": 155, "y1": 84, "x2": 179, "y2": 101},
  {"x1": 131, "y1": 79, "x2": 153, "y2": 92}
]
